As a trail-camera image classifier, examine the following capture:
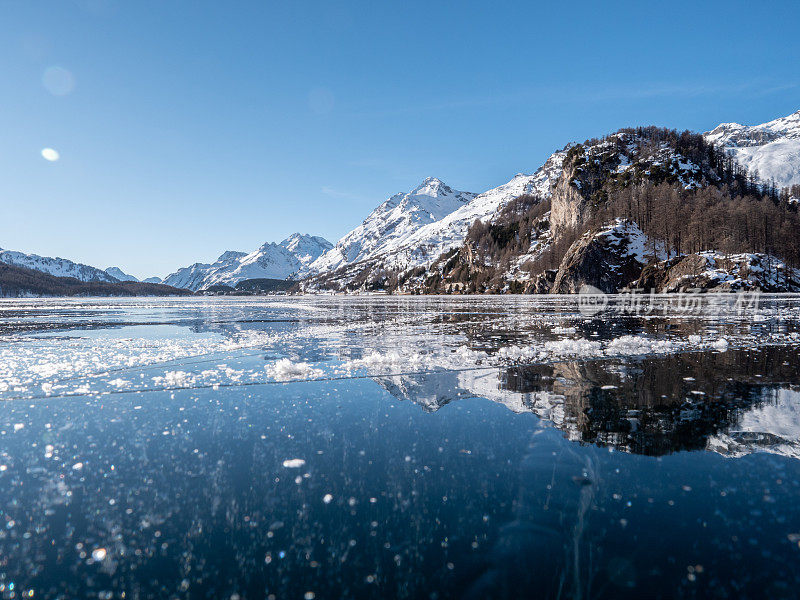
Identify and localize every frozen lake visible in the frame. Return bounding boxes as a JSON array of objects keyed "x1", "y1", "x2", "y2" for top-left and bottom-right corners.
[{"x1": 1, "y1": 295, "x2": 799, "y2": 598}]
